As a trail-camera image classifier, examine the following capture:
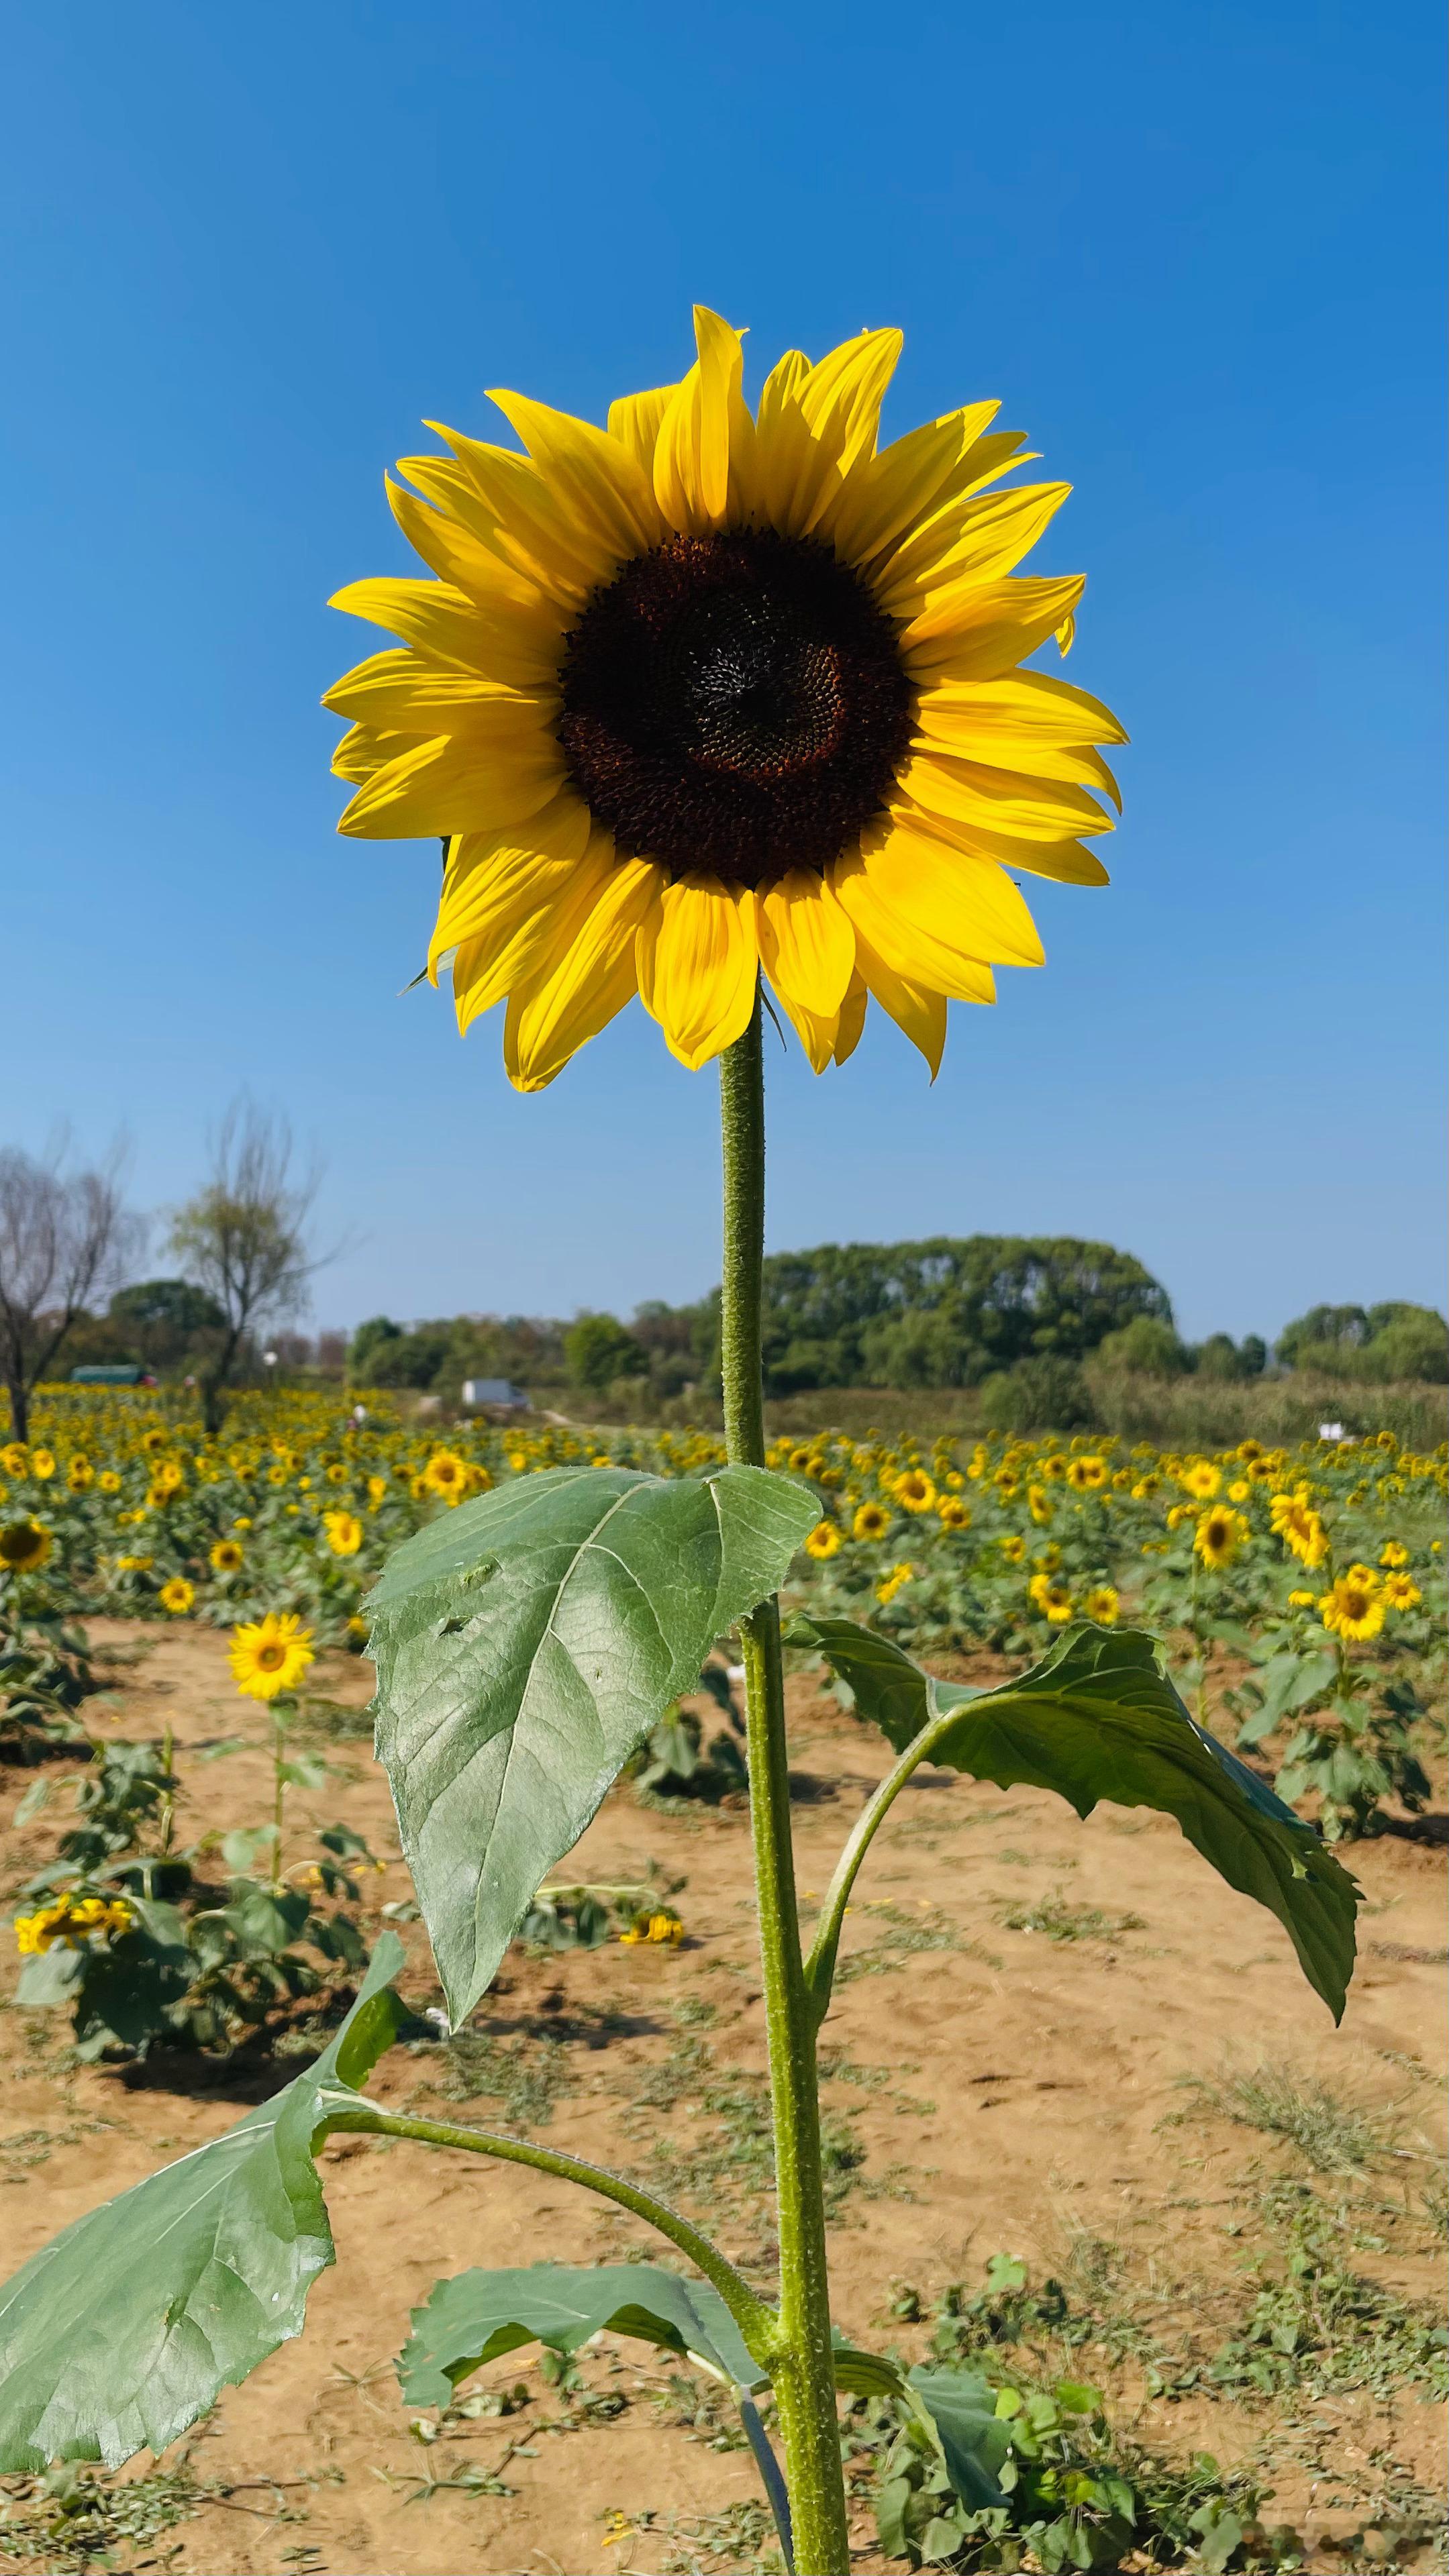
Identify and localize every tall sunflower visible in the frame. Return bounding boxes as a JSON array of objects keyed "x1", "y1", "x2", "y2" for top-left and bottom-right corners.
[{"x1": 328, "y1": 309, "x2": 1124, "y2": 1087}]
